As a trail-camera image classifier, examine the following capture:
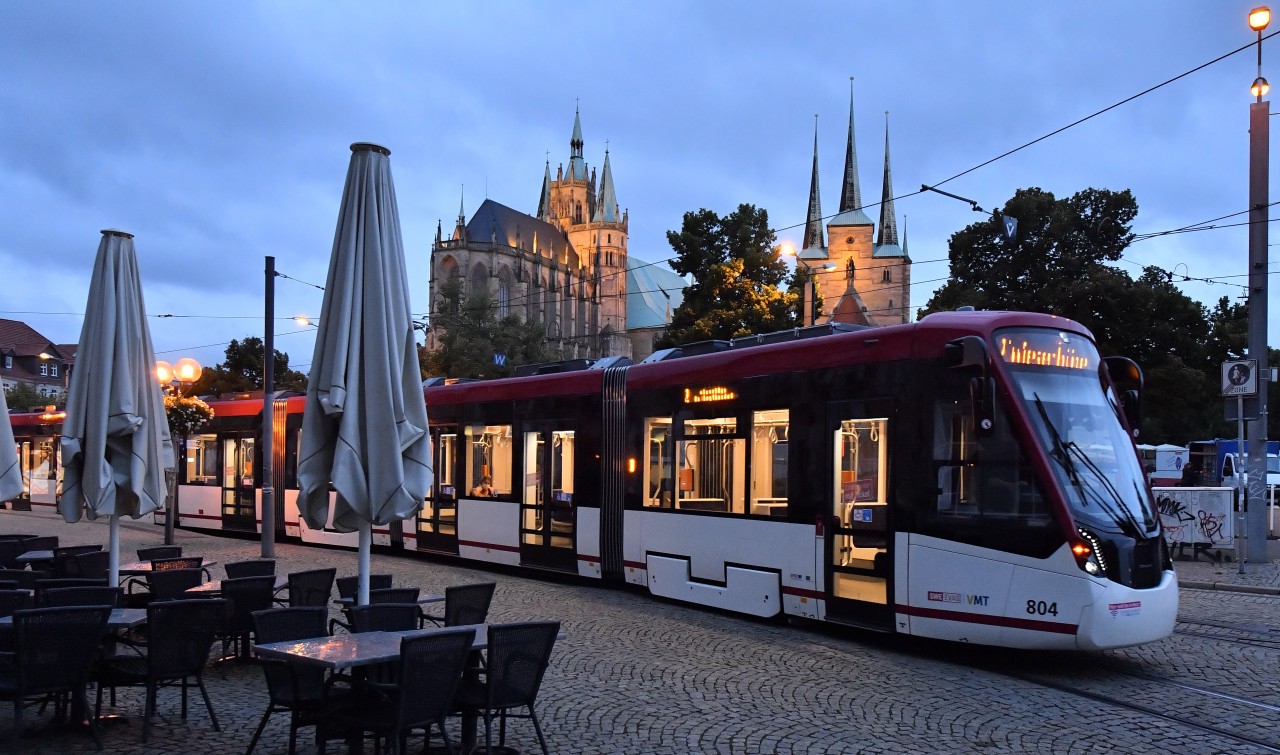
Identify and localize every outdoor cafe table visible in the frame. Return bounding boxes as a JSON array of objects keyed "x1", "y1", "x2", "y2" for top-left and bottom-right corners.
[
  {"x1": 14, "y1": 550, "x2": 53, "y2": 565},
  {"x1": 333, "y1": 592, "x2": 445, "y2": 608},
  {"x1": 0, "y1": 607, "x2": 147, "y2": 632},
  {"x1": 118, "y1": 559, "x2": 219, "y2": 576},
  {"x1": 186, "y1": 575, "x2": 289, "y2": 595}
]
